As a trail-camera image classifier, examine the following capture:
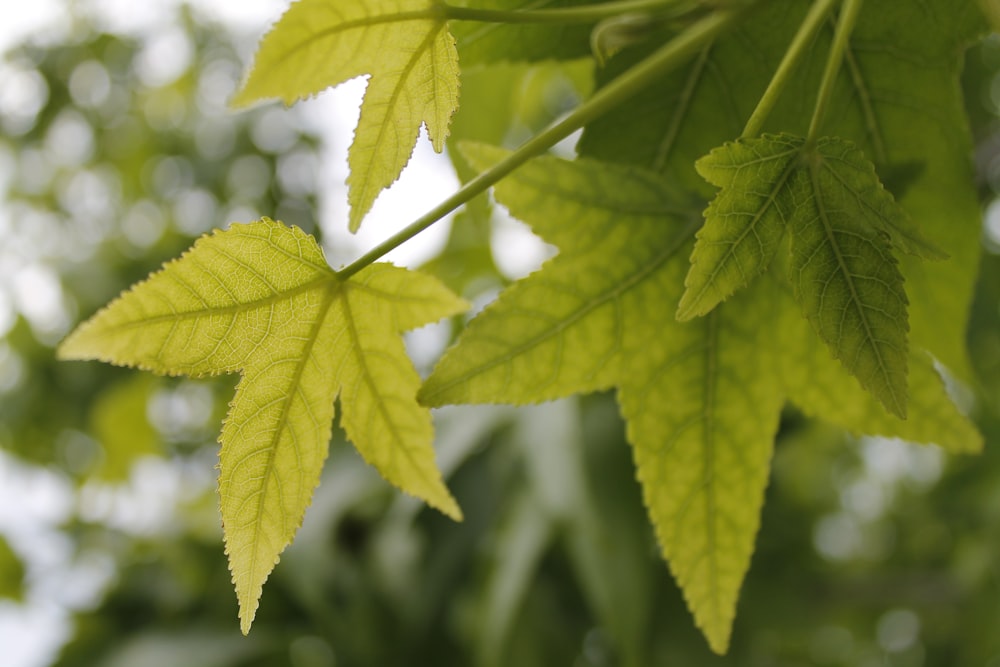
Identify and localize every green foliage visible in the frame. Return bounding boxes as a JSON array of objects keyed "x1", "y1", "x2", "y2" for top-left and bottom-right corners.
[
  {"x1": 43, "y1": 0, "x2": 997, "y2": 658},
  {"x1": 59, "y1": 219, "x2": 465, "y2": 633},
  {"x1": 688, "y1": 133, "x2": 915, "y2": 418},
  {"x1": 232, "y1": 0, "x2": 460, "y2": 232}
]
